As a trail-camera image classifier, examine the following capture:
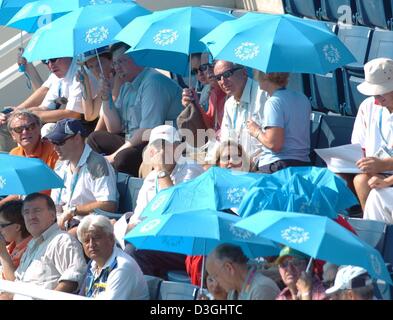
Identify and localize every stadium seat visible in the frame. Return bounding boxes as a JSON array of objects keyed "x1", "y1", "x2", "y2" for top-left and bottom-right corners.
[
  {"x1": 320, "y1": 0, "x2": 356, "y2": 24},
  {"x1": 373, "y1": 263, "x2": 393, "y2": 300},
  {"x1": 158, "y1": 281, "x2": 199, "y2": 300},
  {"x1": 310, "y1": 70, "x2": 344, "y2": 114},
  {"x1": 315, "y1": 114, "x2": 355, "y2": 166},
  {"x1": 310, "y1": 111, "x2": 324, "y2": 165},
  {"x1": 287, "y1": 73, "x2": 311, "y2": 98},
  {"x1": 144, "y1": 275, "x2": 163, "y2": 300},
  {"x1": 383, "y1": 224, "x2": 393, "y2": 268},
  {"x1": 355, "y1": 0, "x2": 393, "y2": 29},
  {"x1": 367, "y1": 29, "x2": 393, "y2": 61},
  {"x1": 283, "y1": 0, "x2": 322, "y2": 19},
  {"x1": 93, "y1": 173, "x2": 144, "y2": 219},
  {"x1": 167, "y1": 270, "x2": 191, "y2": 283},
  {"x1": 342, "y1": 70, "x2": 367, "y2": 116},
  {"x1": 346, "y1": 218, "x2": 387, "y2": 253}
]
